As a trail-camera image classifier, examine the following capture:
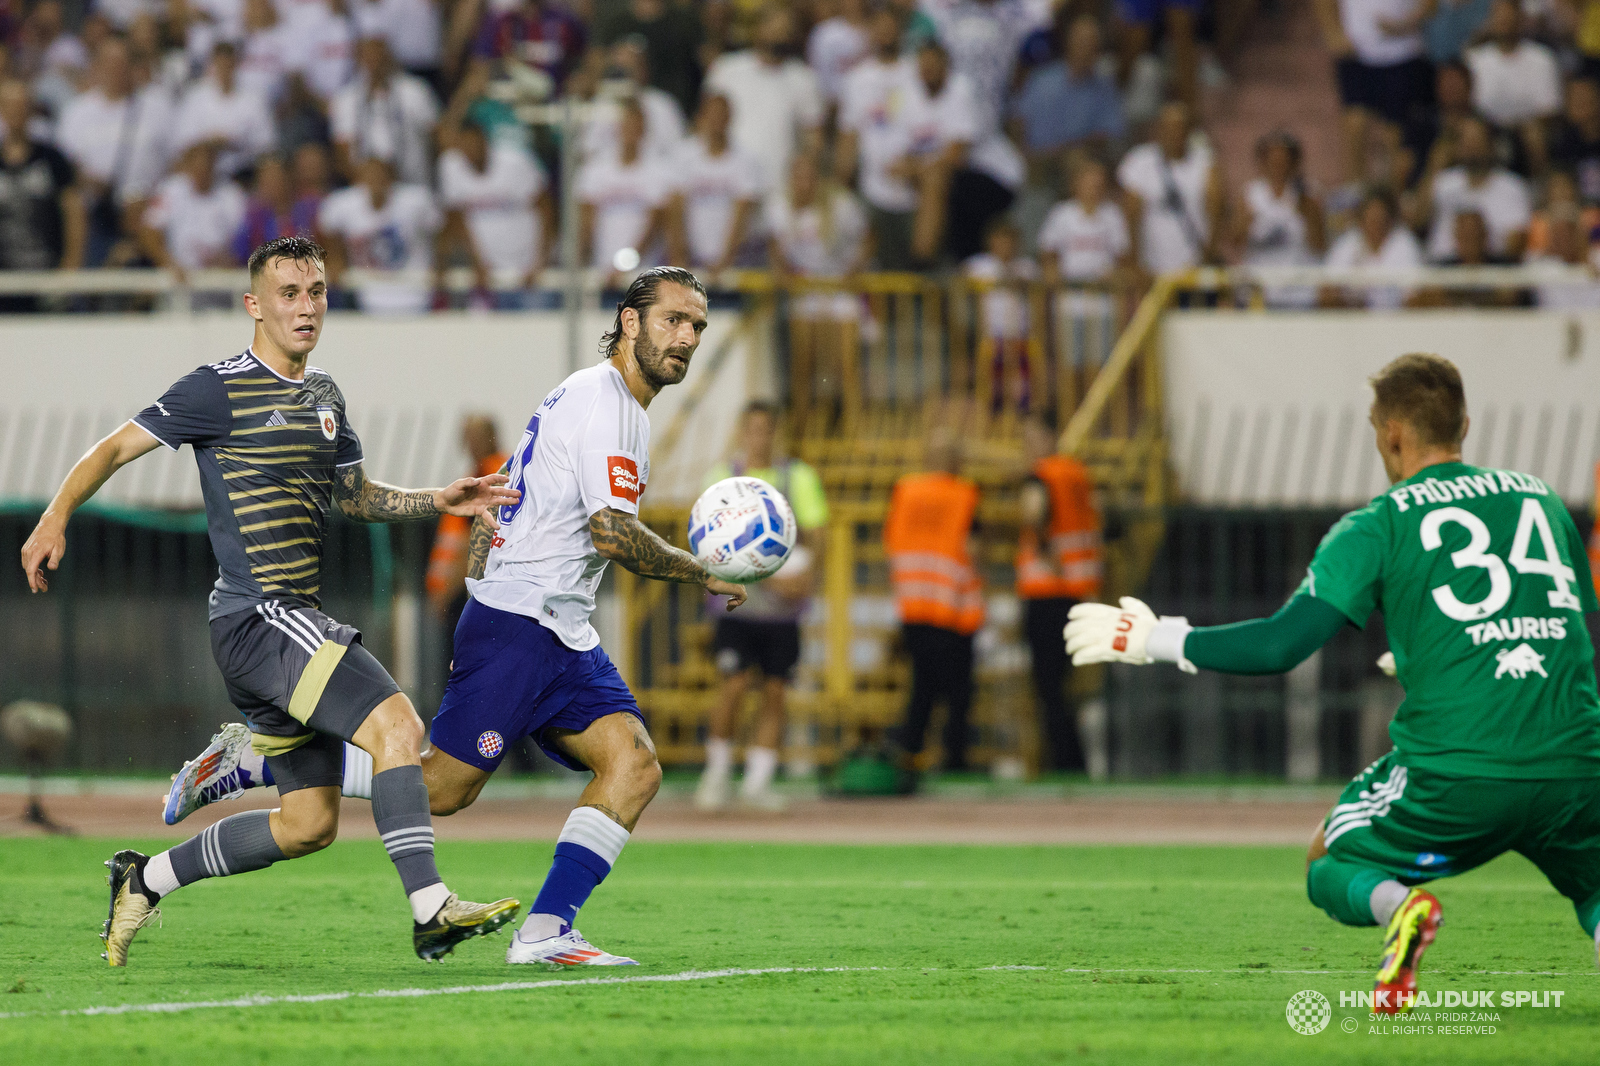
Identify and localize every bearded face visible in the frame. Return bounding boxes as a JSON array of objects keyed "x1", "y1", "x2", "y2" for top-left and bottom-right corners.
[{"x1": 632, "y1": 304, "x2": 697, "y2": 389}]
